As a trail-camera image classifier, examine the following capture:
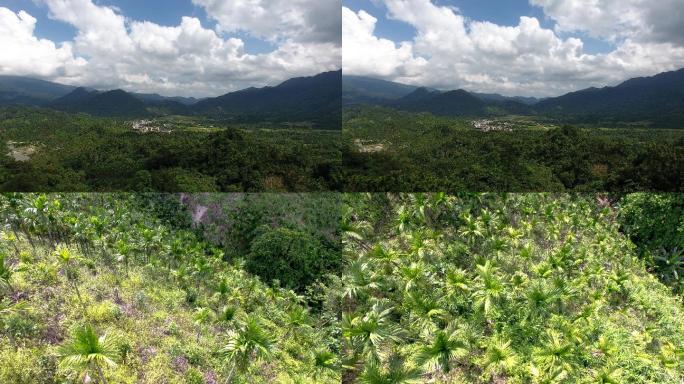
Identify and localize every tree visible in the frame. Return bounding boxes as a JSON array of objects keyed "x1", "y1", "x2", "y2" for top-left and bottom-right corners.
[
  {"x1": 54, "y1": 245, "x2": 85, "y2": 308},
  {"x1": 58, "y1": 324, "x2": 120, "y2": 384}
]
